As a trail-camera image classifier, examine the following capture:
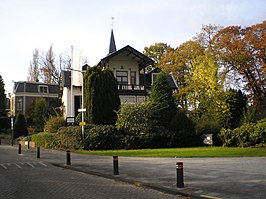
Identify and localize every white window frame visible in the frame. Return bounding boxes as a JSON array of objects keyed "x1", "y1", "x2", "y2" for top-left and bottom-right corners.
[{"x1": 38, "y1": 85, "x2": 49, "y2": 94}]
